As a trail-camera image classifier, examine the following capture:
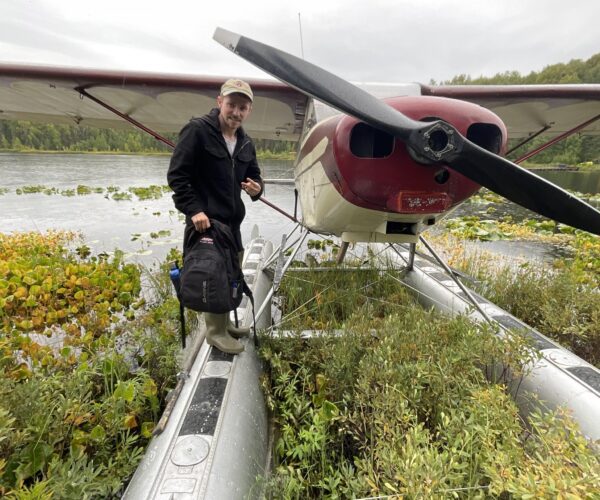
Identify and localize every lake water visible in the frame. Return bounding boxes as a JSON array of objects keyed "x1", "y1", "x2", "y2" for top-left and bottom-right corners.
[
  {"x1": 1, "y1": 152, "x2": 599, "y2": 265},
  {"x1": 0, "y1": 153, "x2": 297, "y2": 264},
  {"x1": 537, "y1": 169, "x2": 600, "y2": 195}
]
